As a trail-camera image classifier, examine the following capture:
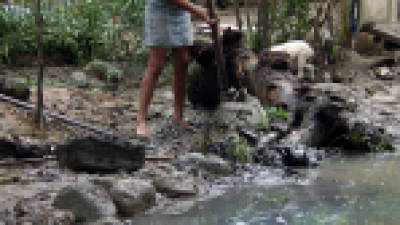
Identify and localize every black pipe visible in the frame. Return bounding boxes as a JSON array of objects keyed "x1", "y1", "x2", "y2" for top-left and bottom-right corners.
[{"x1": 0, "y1": 93, "x2": 114, "y2": 137}]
